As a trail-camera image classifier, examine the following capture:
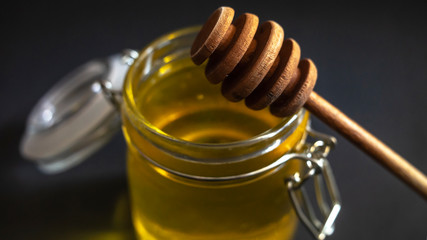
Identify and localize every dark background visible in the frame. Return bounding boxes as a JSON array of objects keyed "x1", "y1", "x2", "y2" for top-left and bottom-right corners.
[{"x1": 1, "y1": 1, "x2": 426, "y2": 239}]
